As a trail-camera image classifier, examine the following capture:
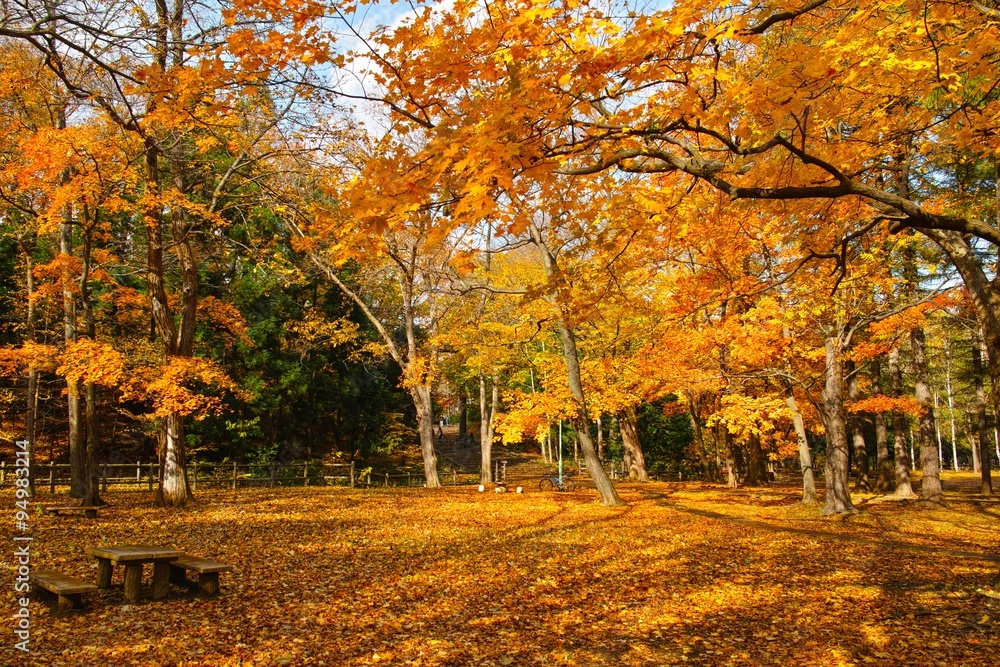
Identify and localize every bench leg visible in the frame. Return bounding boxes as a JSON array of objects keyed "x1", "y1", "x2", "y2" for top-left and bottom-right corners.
[
  {"x1": 169, "y1": 564, "x2": 188, "y2": 586},
  {"x1": 123, "y1": 564, "x2": 143, "y2": 602},
  {"x1": 152, "y1": 562, "x2": 170, "y2": 599},
  {"x1": 197, "y1": 572, "x2": 220, "y2": 595},
  {"x1": 56, "y1": 593, "x2": 83, "y2": 614},
  {"x1": 85, "y1": 509, "x2": 97, "y2": 519},
  {"x1": 96, "y1": 558, "x2": 113, "y2": 588}
]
